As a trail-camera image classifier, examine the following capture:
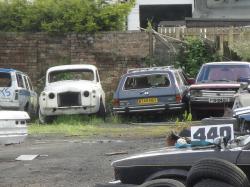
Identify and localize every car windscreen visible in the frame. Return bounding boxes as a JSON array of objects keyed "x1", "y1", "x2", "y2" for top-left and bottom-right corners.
[
  {"x1": 124, "y1": 74, "x2": 170, "y2": 90},
  {"x1": 0, "y1": 72, "x2": 11, "y2": 87},
  {"x1": 48, "y1": 69, "x2": 94, "y2": 83},
  {"x1": 197, "y1": 65, "x2": 250, "y2": 83}
]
